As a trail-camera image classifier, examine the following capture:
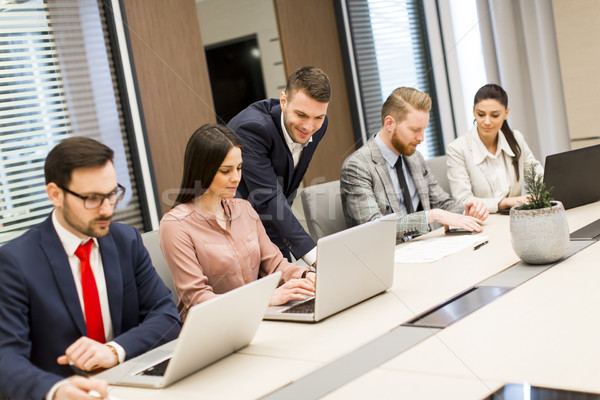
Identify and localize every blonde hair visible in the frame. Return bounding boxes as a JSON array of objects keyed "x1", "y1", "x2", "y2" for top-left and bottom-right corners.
[{"x1": 381, "y1": 87, "x2": 431, "y2": 123}]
